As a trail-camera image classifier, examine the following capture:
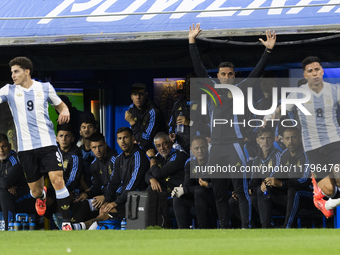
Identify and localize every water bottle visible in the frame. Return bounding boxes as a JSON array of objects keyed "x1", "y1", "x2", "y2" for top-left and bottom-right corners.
[
  {"x1": 13, "y1": 220, "x2": 21, "y2": 231},
  {"x1": 21, "y1": 219, "x2": 28, "y2": 231},
  {"x1": 263, "y1": 189, "x2": 270, "y2": 201},
  {"x1": 29, "y1": 218, "x2": 35, "y2": 231},
  {"x1": 8, "y1": 219, "x2": 14, "y2": 231},
  {"x1": 177, "y1": 112, "x2": 184, "y2": 134},
  {"x1": 121, "y1": 218, "x2": 126, "y2": 230}
]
